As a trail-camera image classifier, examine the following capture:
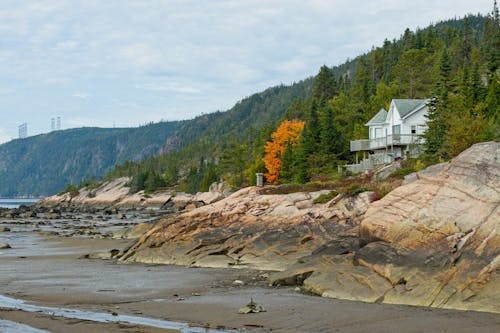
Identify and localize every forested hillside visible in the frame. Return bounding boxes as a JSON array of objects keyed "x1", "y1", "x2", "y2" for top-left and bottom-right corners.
[
  {"x1": 0, "y1": 121, "x2": 182, "y2": 197},
  {"x1": 5, "y1": 6, "x2": 498, "y2": 197},
  {"x1": 103, "y1": 8, "x2": 499, "y2": 193}
]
